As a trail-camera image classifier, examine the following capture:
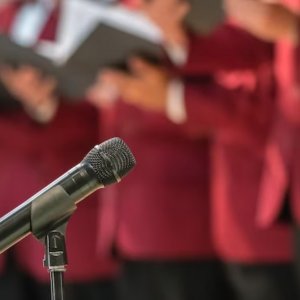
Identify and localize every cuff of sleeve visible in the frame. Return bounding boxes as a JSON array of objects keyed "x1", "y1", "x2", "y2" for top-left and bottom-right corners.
[
  {"x1": 24, "y1": 98, "x2": 59, "y2": 123},
  {"x1": 166, "y1": 79, "x2": 187, "y2": 124},
  {"x1": 164, "y1": 44, "x2": 188, "y2": 66}
]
